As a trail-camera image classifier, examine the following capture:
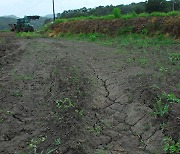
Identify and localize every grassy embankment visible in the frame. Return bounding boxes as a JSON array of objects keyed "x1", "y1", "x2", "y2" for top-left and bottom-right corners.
[{"x1": 54, "y1": 11, "x2": 180, "y2": 23}]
